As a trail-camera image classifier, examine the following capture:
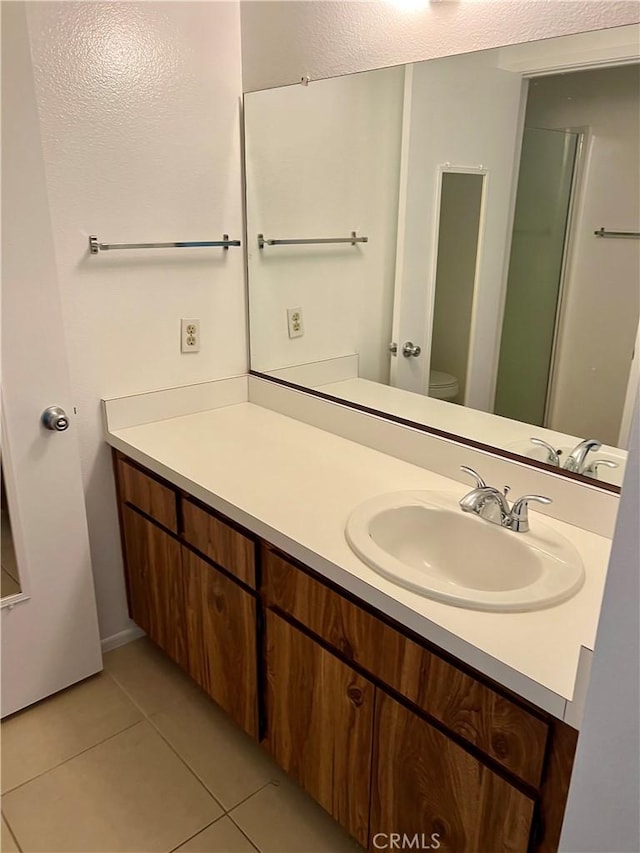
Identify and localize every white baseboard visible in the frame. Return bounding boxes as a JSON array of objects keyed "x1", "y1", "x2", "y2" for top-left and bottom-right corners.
[{"x1": 101, "y1": 625, "x2": 146, "y2": 654}]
